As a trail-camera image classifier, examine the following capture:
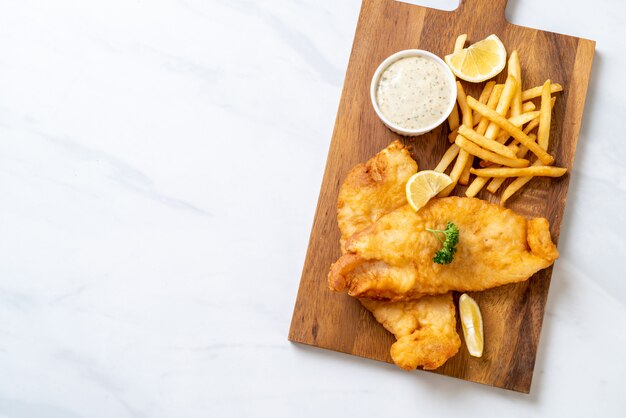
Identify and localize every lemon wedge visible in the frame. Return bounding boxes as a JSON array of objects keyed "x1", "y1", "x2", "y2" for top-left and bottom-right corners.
[
  {"x1": 405, "y1": 171, "x2": 452, "y2": 212},
  {"x1": 445, "y1": 34, "x2": 507, "y2": 83},
  {"x1": 459, "y1": 293, "x2": 484, "y2": 357}
]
